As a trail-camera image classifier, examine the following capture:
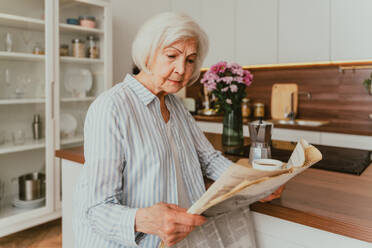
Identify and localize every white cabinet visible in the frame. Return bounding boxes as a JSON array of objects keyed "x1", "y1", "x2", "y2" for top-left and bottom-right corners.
[
  {"x1": 331, "y1": 0, "x2": 372, "y2": 61},
  {"x1": 61, "y1": 159, "x2": 83, "y2": 248},
  {"x1": 195, "y1": 121, "x2": 372, "y2": 150},
  {"x1": 278, "y1": 0, "x2": 330, "y2": 63},
  {"x1": 236, "y1": 0, "x2": 278, "y2": 66},
  {"x1": 0, "y1": 0, "x2": 112, "y2": 237},
  {"x1": 200, "y1": 0, "x2": 235, "y2": 67},
  {"x1": 253, "y1": 212, "x2": 372, "y2": 248},
  {"x1": 272, "y1": 128, "x2": 321, "y2": 144}
]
